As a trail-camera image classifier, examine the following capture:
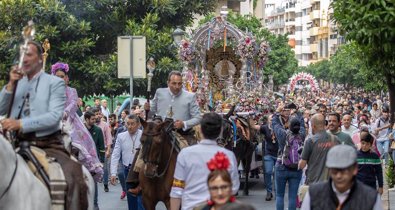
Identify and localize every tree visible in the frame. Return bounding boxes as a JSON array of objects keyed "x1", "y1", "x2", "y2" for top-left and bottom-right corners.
[
  {"x1": 0, "y1": 0, "x2": 217, "y2": 97},
  {"x1": 0, "y1": 0, "x2": 94, "y2": 89},
  {"x1": 331, "y1": 0, "x2": 395, "y2": 118},
  {"x1": 300, "y1": 59, "x2": 330, "y2": 82}
]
